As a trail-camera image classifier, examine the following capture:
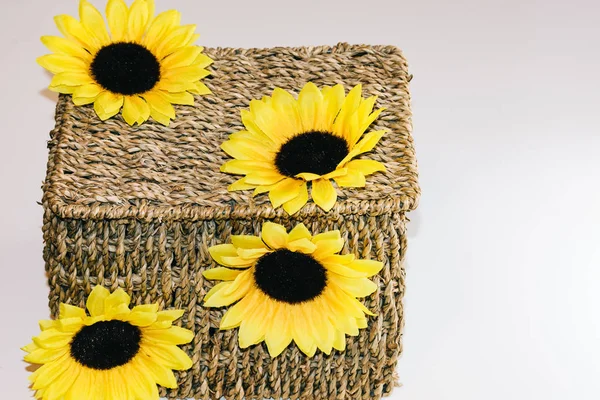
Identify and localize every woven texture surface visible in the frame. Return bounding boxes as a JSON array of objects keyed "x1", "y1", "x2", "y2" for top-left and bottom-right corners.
[
  {"x1": 42, "y1": 43, "x2": 419, "y2": 400},
  {"x1": 43, "y1": 42, "x2": 418, "y2": 221}
]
